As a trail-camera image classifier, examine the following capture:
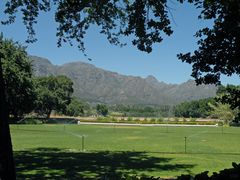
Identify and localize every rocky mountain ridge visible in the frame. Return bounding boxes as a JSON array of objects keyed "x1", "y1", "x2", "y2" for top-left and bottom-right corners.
[{"x1": 31, "y1": 55, "x2": 217, "y2": 105}]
